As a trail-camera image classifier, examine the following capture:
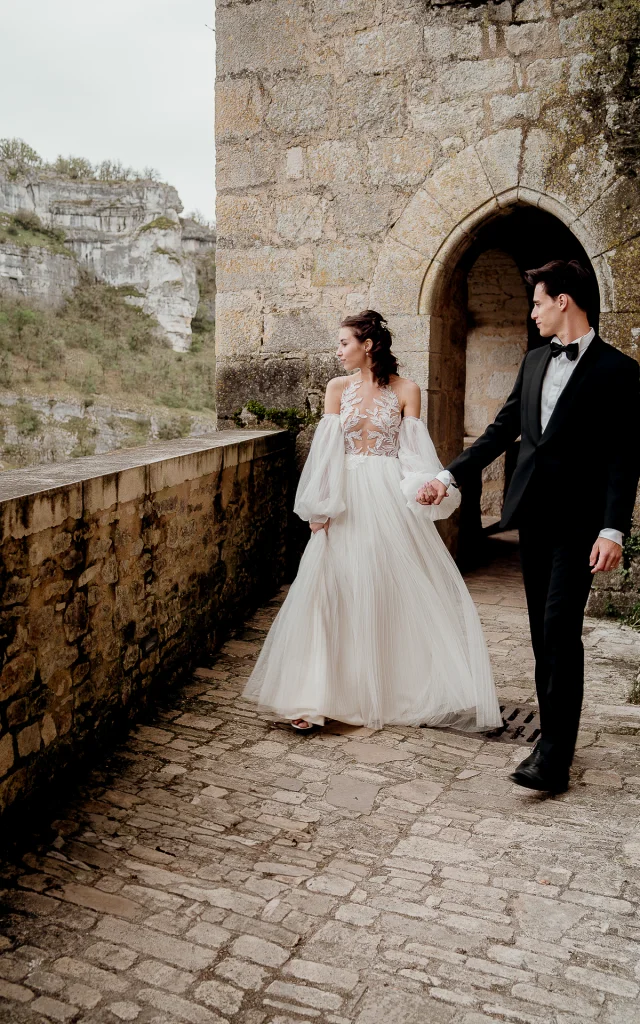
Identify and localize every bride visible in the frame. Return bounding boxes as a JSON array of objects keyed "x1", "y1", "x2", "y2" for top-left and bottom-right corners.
[{"x1": 244, "y1": 310, "x2": 502, "y2": 733}]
